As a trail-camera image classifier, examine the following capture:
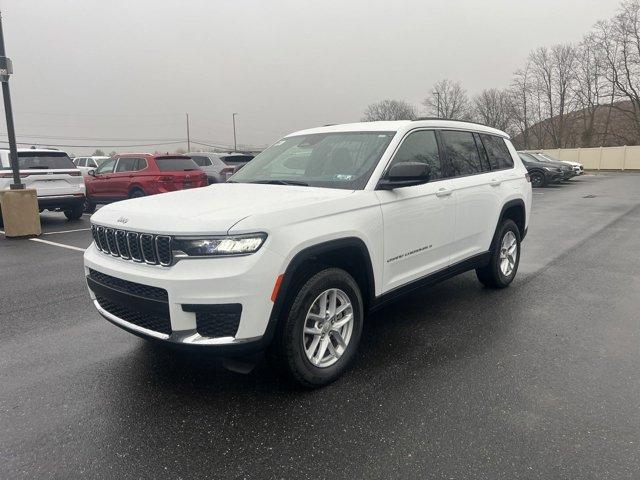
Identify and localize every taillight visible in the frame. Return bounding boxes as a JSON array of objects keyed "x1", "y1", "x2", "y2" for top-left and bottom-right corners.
[{"x1": 525, "y1": 173, "x2": 531, "y2": 182}]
